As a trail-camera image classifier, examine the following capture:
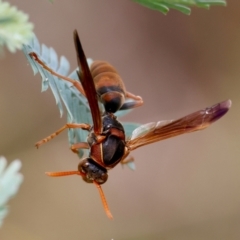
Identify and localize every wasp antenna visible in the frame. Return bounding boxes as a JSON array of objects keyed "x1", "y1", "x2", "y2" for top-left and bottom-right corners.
[
  {"x1": 45, "y1": 171, "x2": 82, "y2": 177},
  {"x1": 93, "y1": 181, "x2": 113, "y2": 219}
]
